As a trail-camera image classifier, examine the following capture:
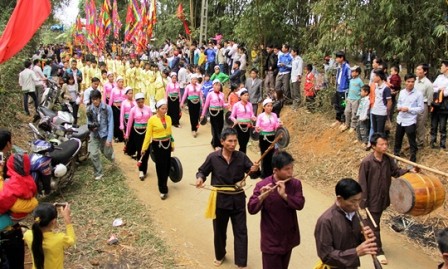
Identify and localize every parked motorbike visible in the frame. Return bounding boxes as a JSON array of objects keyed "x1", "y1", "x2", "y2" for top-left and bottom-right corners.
[
  {"x1": 35, "y1": 106, "x2": 90, "y2": 162},
  {"x1": 28, "y1": 123, "x2": 81, "y2": 195},
  {"x1": 40, "y1": 79, "x2": 62, "y2": 110}
]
